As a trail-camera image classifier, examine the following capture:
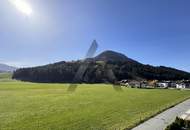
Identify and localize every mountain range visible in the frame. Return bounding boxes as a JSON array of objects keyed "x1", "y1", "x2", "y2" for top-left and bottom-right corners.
[
  {"x1": 13, "y1": 50, "x2": 190, "y2": 83},
  {"x1": 0, "y1": 63, "x2": 17, "y2": 73}
]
